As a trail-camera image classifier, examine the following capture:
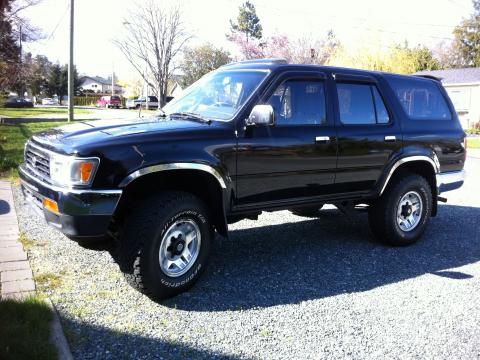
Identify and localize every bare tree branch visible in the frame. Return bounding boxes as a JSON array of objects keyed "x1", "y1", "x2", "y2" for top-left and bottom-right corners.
[{"x1": 113, "y1": 0, "x2": 191, "y2": 107}]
